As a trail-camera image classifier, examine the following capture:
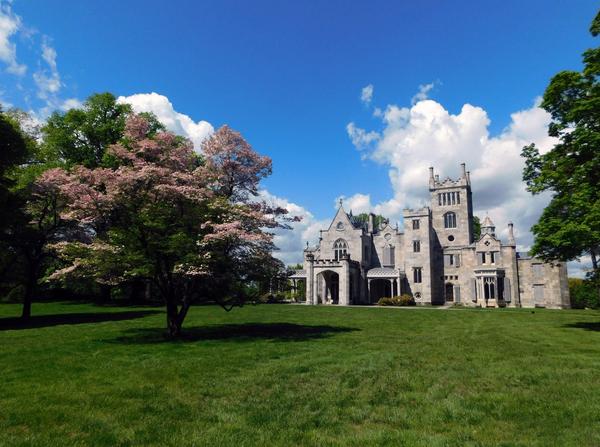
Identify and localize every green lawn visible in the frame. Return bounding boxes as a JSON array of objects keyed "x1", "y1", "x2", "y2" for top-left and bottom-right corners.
[{"x1": 1, "y1": 302, "x2": 599, "y2": 447}]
